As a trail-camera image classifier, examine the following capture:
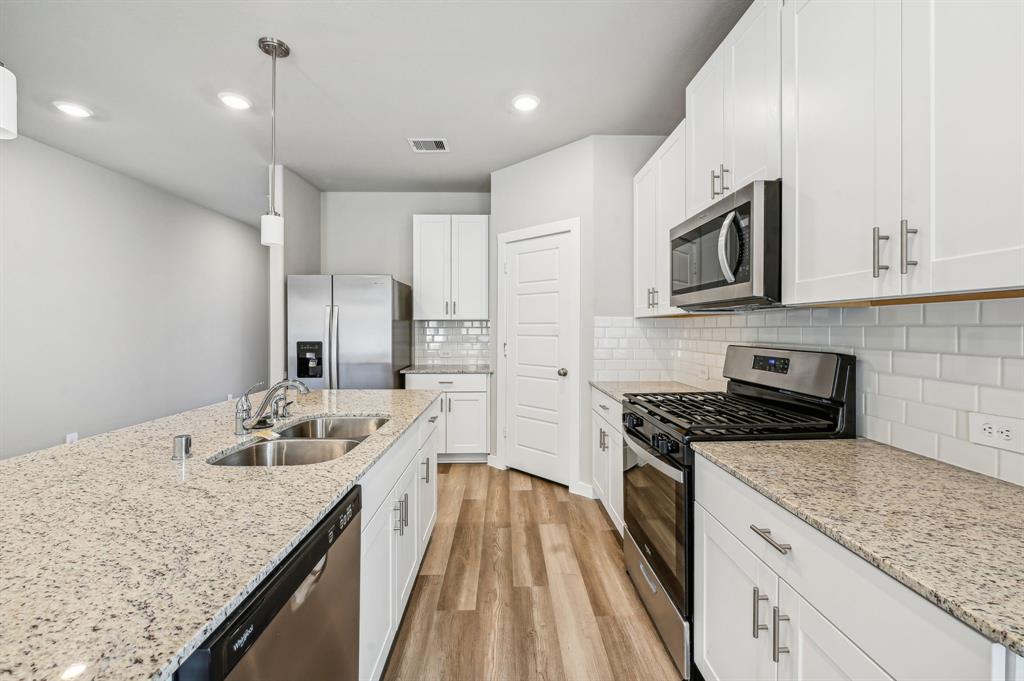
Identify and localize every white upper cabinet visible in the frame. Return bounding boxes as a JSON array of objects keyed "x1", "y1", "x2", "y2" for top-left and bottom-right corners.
[
  {"x1": 725, "y1": 0, "x2": 782, "y2": 191},
  {"x1": 688, "y1": 0, "x2": 782, "y2": 217},
  {"x1": 635, "y1": 119, "x2": 687, "y2": 317},
  {"x1": 781, "y1": 0, "x2": 902, "y2": 305},
  {"x1": 413, "y1": 215, "x2": 452, "y2": 320},
  {"x1": 634, "y1": 161, "x2": 659, "y2": 316},
  {"x1": 450, "y1": 215, "x2": 489, "y2": 319},
  {"x1": 901, "y1": 0, "x2": 1024, "y2": 295},
  {"x1": 782, "y1": 0, "x2": 1024, "y2": 305},
  {"x1": 686, "y1": 47, "x2": 728, "y2": 216},
  {"x1": 413, "y1": 214, "x2": 489, "y2": 320}
]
